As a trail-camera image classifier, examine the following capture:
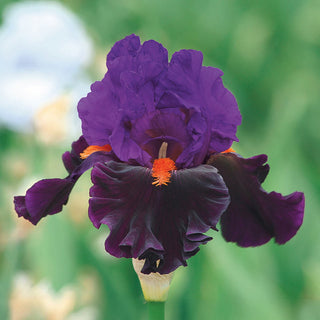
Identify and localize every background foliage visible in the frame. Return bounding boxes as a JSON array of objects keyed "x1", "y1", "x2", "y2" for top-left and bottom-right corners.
[{"x1": 0, "y1": 0, "x2": 319, "y2": 319}]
